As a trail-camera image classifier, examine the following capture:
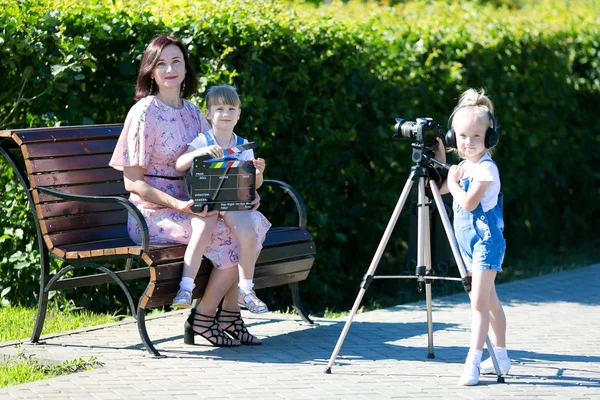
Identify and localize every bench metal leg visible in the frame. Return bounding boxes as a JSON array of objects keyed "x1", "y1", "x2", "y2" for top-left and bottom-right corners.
[
  {"x1": 1, "y1": 145, "x2": 53, "y2": 345},
  {"x1": 137, "y1": 308, "x2": 166, "y2": 358},
  {"x1": 288, "y1": 282, "x2": 313, "y2": 324},
  {"x1": 30, "y1": 254, "x2": 50, "y2": 344}
]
